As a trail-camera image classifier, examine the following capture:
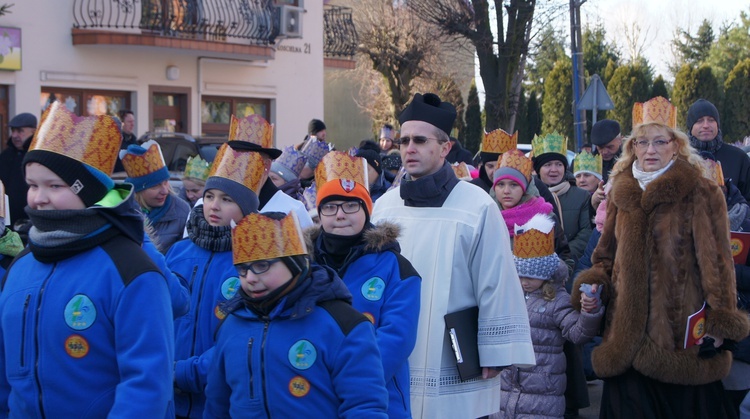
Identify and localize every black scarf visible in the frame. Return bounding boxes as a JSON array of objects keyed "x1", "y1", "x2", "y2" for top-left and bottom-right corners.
[
  {"x1": 239, "y1": 266, "x2": 307, "y2": 317},
  {"x1": 186, "y1": 205, "x2": 233, "y2": 252},
  {"x1": 258, "y1": 179, "x2": 279, "y2": 209},
  {"x1": 26, "y1": 207, "x2": 119, "y2": 263},
  {"x1": 689, "y1": 131, "x2": 724, "y2": 154},
  {"x1": 320, "y1": 229, "x2": 366, "y2": 271},
  {"x1": 399, "y1": 161, "x2": 460, "y2": 207}
]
